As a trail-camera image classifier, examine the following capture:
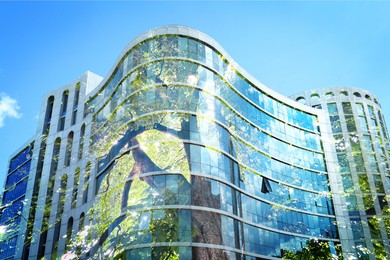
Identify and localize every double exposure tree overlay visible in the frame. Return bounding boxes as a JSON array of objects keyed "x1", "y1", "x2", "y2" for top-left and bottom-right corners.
[
  {"x1": 64, "y1": 36, "x2": 335, "y2": 259},
  {"x1": 281, "y1": 239, "x2": 339, "y2": 260},
  {"x1": 70, "y1": 37, "x2": 231, "y2": 259}
]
